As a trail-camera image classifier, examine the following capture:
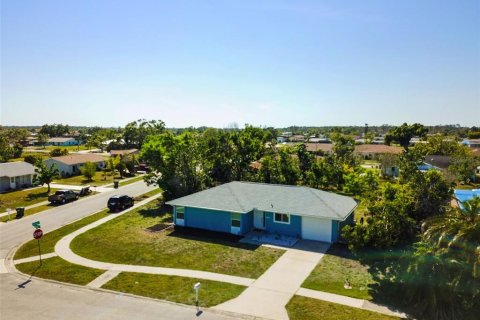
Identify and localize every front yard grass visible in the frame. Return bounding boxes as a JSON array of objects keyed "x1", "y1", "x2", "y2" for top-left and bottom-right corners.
[
  {"x1": 53, "y1": 171, "x2": 113, "y2": 186},
  {"x1": 71, "y1": 201, "x2": 284, "y2": 279},
  {"x1": 16, "y1": 256, "x2": 104, "y2": 286},
  {"x1": 102, "y1": 272, "x2": 245, "y2": 307},
  {"x1": 118, "y1": 175, "x2": 145, "y2": 187},
  {"x1": 302, "y1": 244, "x2": 375, "y2": 300},
  {"x1": 14, "y1": 209, "x2": 110, "y2": 260},
  {"x1": 286, "y1": 296, "x2": 399, "y2": 320},
  {"x1": 0, "y1": 187, "x2": 56, "y2": 212},
  {"x1": 53, "y1": 172, "x2": 142, "y2": 187}
]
